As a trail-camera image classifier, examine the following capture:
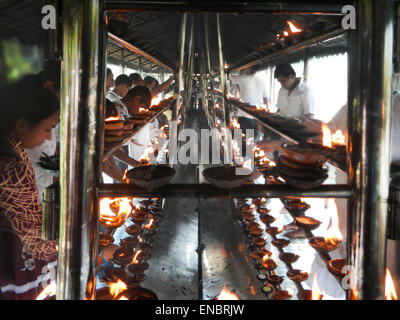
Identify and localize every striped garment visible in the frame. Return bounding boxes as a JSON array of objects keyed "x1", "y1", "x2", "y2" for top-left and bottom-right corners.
[{"x1": 0, "y1": 134, "x2": 57, "y2": 299}]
